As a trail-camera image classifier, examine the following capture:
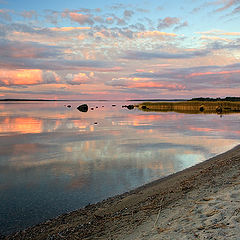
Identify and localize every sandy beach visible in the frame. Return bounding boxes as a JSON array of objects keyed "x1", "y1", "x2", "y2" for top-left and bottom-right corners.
[{"x1": 3, "y1": 145, "x2": 240, "y2": 240}]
